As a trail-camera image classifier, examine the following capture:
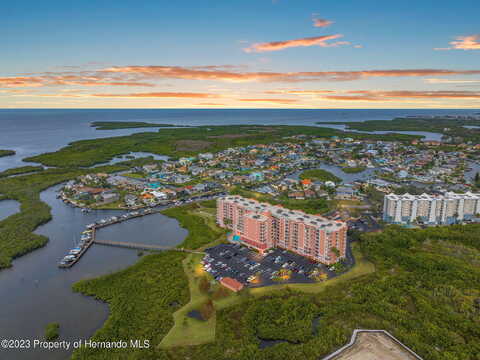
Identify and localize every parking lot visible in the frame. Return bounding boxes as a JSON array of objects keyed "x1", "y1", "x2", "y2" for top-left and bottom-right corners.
[
  {"x1": 348, "y1": 215, "x2": 381, "y2": 233},
  {"x1": 203, "y1": 243, "x2": 337, "y2": 287}
]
